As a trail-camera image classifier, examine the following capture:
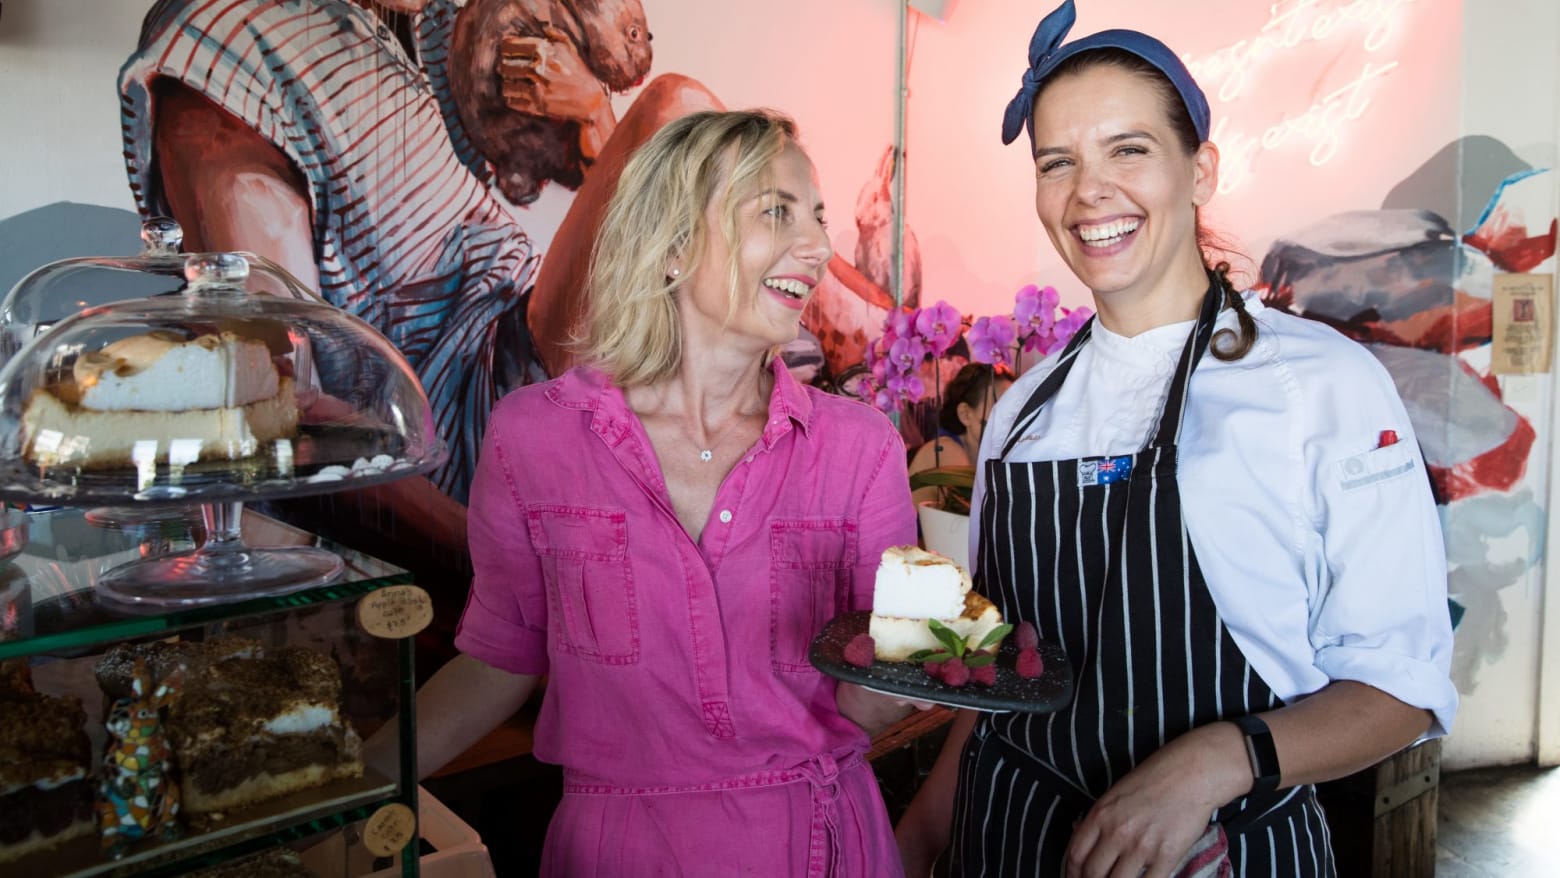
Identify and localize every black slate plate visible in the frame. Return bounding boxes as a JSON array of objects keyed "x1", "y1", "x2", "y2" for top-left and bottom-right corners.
[{"x1": 809, "y1": 611, "x2": 1073, "y2": 714}]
